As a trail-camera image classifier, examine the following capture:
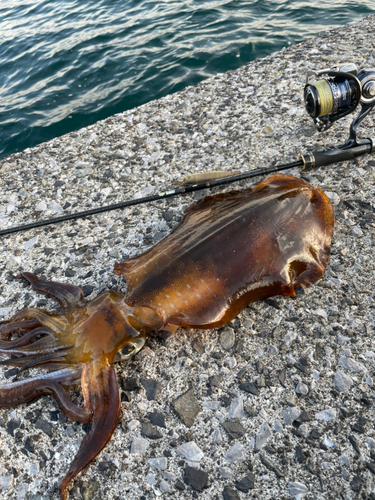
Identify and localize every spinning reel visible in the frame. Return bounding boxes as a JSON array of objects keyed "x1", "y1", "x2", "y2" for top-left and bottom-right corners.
[{"x1": 304, "y1": 63, "x2": 375, "y2": 148}]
